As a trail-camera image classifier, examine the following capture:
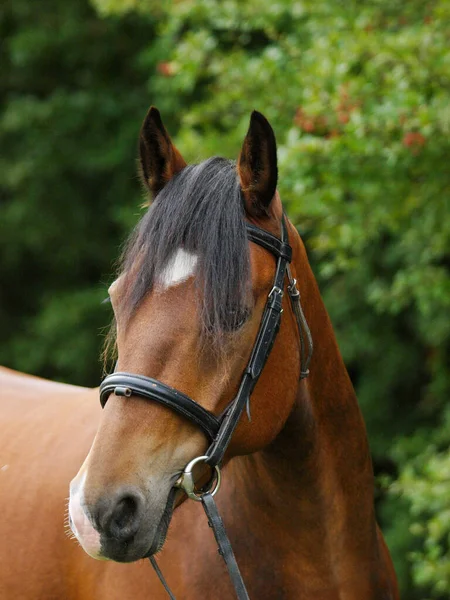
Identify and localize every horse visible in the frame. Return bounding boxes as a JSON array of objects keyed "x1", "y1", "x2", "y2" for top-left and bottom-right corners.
[{"x1": 0, "y1": 108, "x2": 399, "y2": 599}]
